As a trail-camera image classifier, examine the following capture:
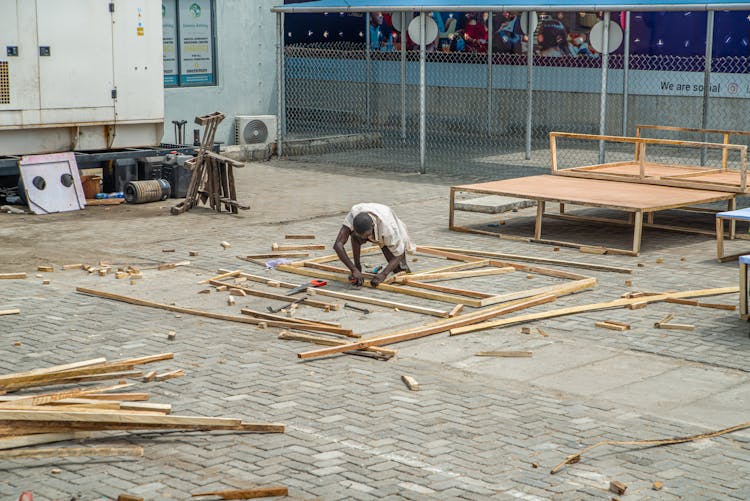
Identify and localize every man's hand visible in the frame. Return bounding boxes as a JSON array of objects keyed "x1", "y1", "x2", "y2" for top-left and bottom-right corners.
[
  {"x1": 349, "y1": 270, "x2": 365, "y2": 287},
  {"x1": 370, "y1": 273, "x2": 386, "y2": 288}
]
